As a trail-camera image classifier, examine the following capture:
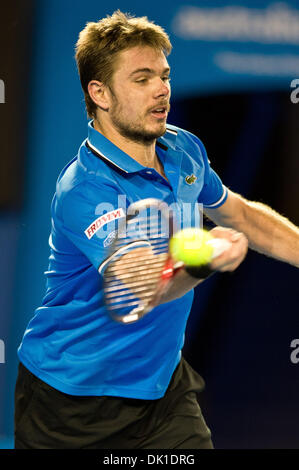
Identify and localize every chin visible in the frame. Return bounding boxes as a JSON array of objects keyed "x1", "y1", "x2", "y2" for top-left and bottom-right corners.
[
  {"x1": 143, "y1": 129, "x2": 166, "y2": 143},
  {"x1": 148, "y1": 122, "x2": 167, "y2": 138},
  {"x1": 117, "y1": 121, "x2": 167, "y2": 144}
]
